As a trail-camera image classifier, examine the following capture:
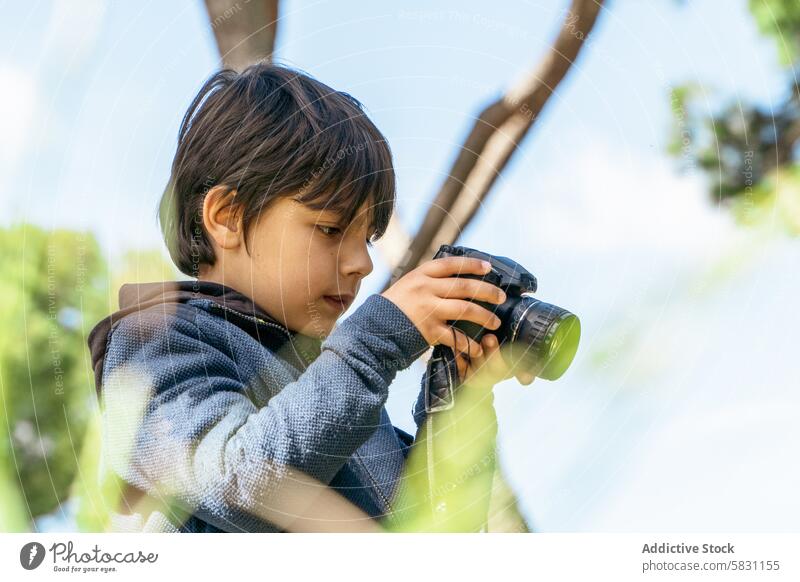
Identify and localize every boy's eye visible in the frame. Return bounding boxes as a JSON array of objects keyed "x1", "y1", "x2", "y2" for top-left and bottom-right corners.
[
  {"x1": 316, "y1": 223, "x2": 375, "y2": 247},
  {"x1": 317, "y1": 225, "x2": 342, "y2": 237}
]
